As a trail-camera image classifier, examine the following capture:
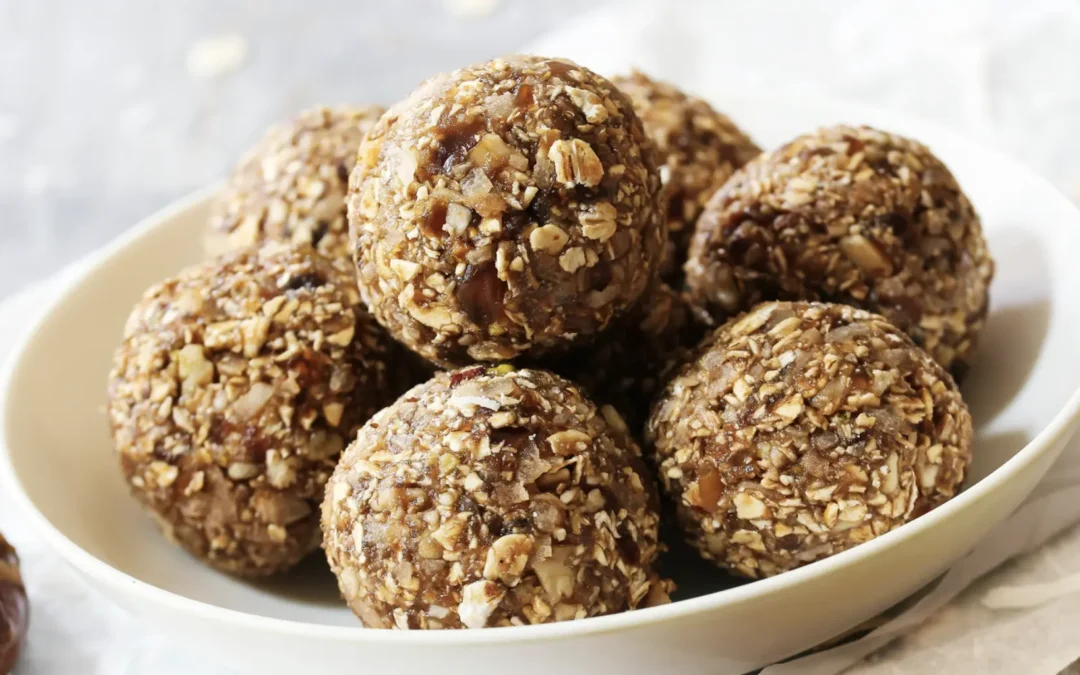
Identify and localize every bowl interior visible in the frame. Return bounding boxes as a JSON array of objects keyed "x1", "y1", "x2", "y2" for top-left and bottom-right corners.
[{"x1": 4, "y1": 94, "x2": 1080, "y2": 628}]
